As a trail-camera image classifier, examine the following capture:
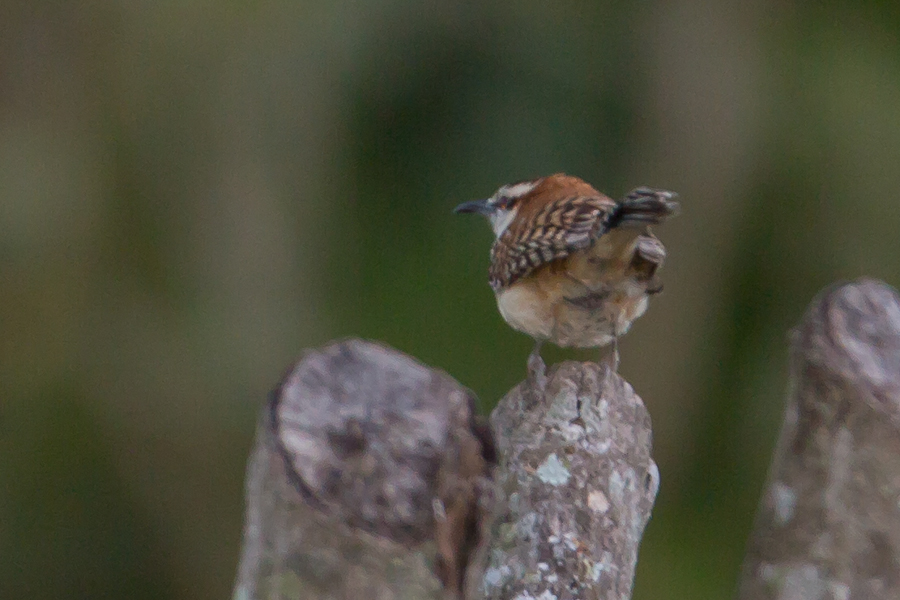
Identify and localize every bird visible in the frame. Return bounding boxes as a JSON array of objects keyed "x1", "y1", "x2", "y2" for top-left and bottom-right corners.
[{"x1": 454, "y1": 173, "x2": 678, "y2": 385}]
